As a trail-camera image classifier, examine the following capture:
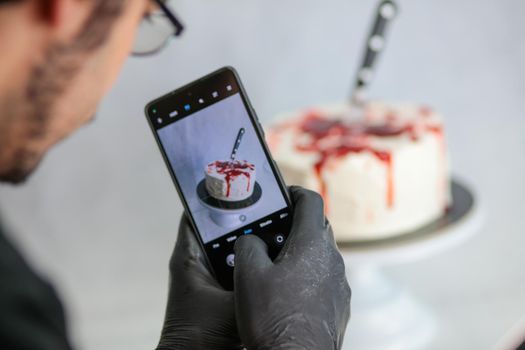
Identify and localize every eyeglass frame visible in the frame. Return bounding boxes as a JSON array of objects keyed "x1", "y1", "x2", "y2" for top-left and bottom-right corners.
[{"x1": 132, "y1": 0, "x2": 184, "y2": 57}]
